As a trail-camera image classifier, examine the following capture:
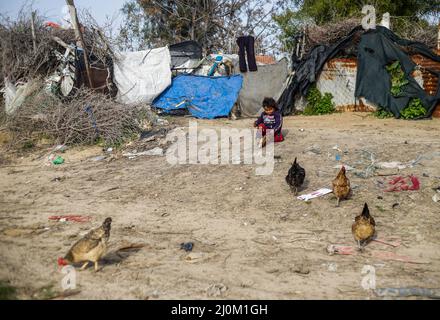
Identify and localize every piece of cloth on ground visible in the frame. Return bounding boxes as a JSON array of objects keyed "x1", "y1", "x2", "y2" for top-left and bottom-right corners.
[
  {"x1": 113, "y1": 47, "x2": 172, "y2": 104},
  {"x1": 153, "y1": 74, "x2": 243, "y2": 119}
]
